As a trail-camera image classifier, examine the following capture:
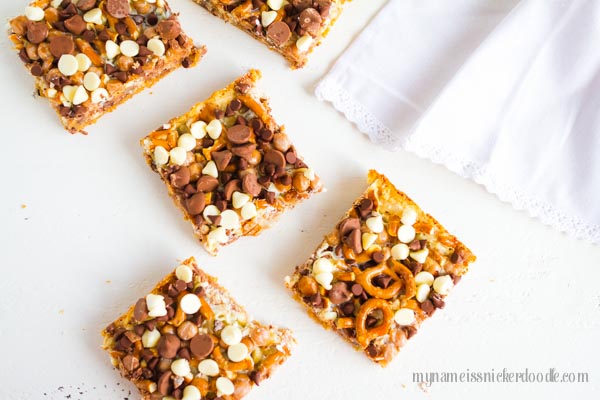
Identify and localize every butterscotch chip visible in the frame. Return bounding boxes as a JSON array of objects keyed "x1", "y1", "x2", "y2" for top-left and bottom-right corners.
[
  {"x1": 190, "y1": 0, "x2": 351, "y2": 68},
  {"x1": 140, "y1": 70, "x2": 323, "y2": 255},
  {"x1": 286, "y1": 170, "x2": 476, "y2": 366},
  {"x1": 102, "y1": 258, "x2": 294, "y2": 399},
  {"x1": 8, "y1": 0, "x2": 205, "y2": 134}
]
